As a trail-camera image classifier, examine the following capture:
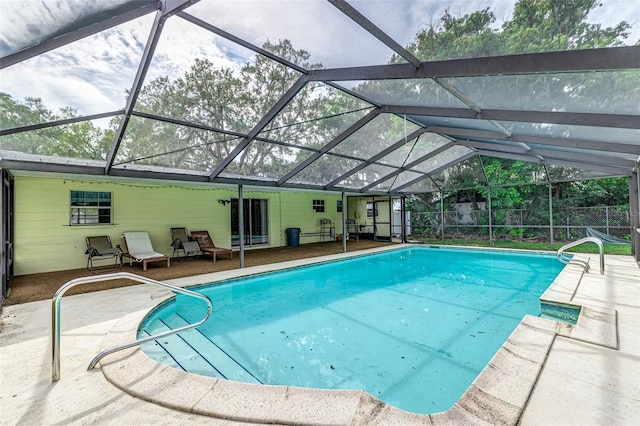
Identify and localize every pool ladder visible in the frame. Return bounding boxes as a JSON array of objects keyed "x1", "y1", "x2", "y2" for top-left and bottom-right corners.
[
  {"x1": 556, "y1": 236, "x2": 604, "y2": 275},
  {"x1": 51, "y1": 272, "x2": 213, "y2": 382}
]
